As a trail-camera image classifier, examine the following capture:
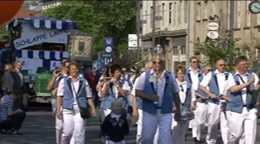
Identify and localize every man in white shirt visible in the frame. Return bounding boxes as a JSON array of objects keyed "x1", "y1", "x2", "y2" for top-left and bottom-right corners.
[
  {"x1": 200, "y1": 58, "x2": 230, "y2": 144},
  {"x1": 225, "y1": 56, "x2": 259, "y2": 144}
]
